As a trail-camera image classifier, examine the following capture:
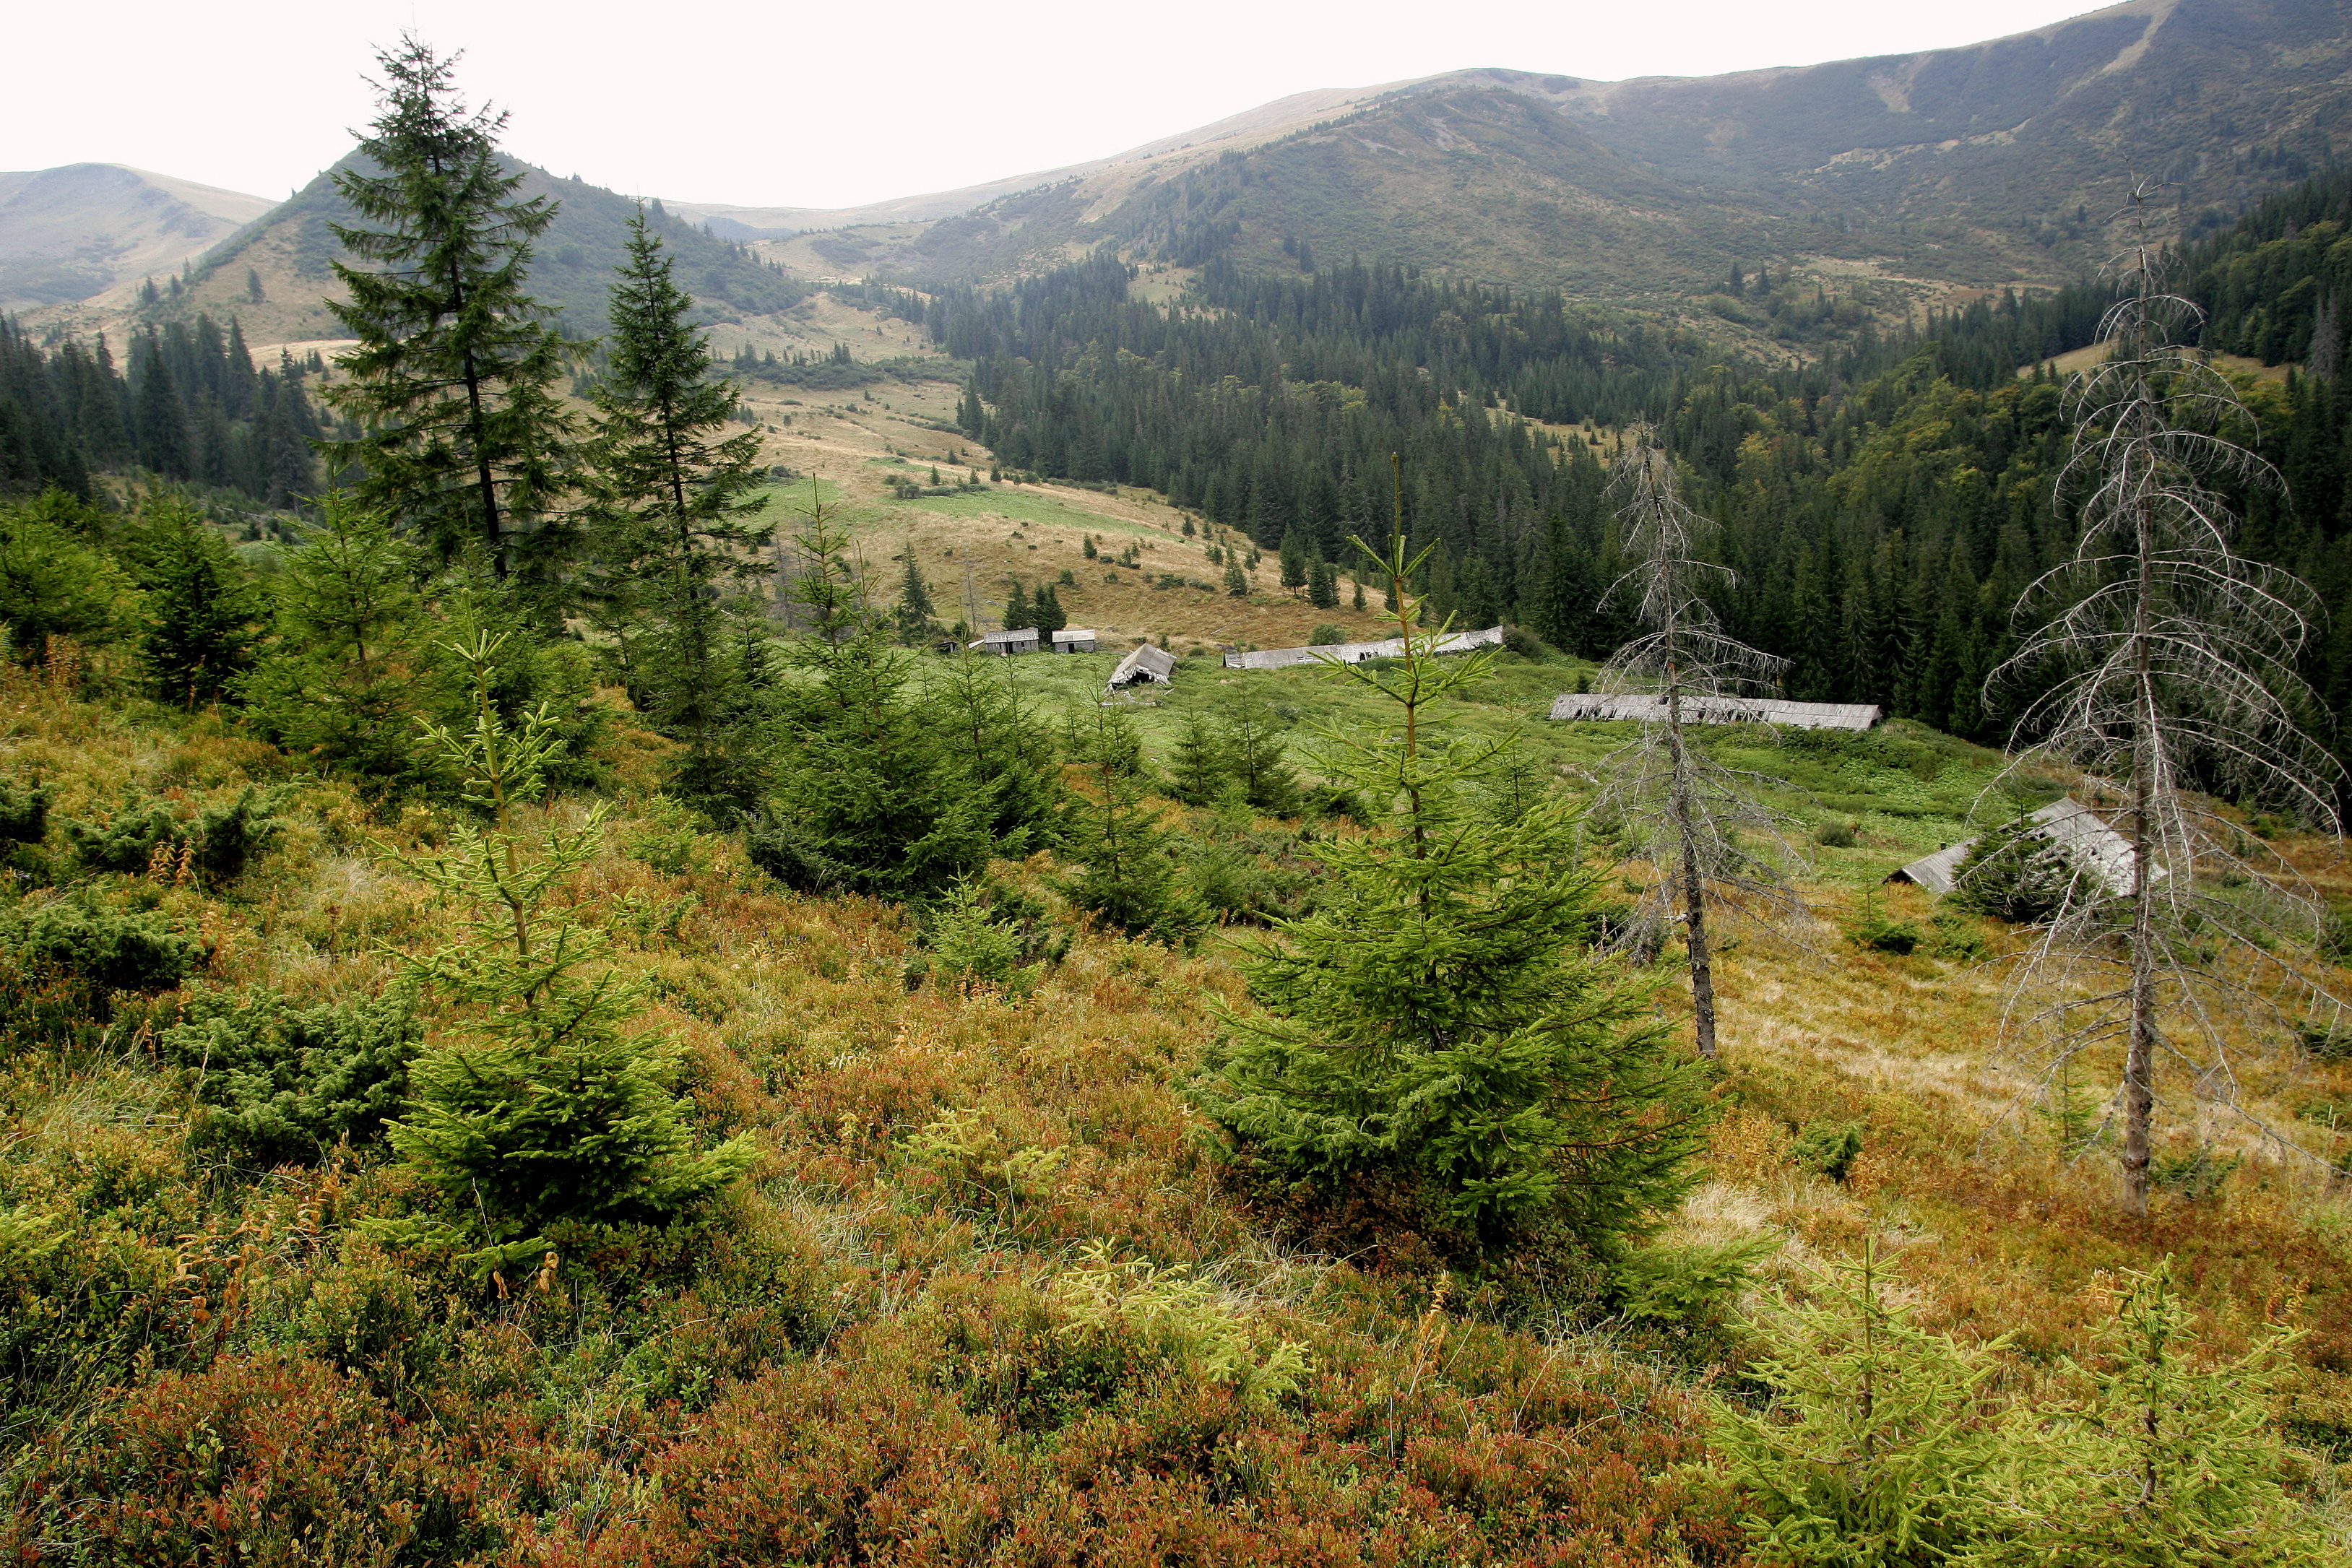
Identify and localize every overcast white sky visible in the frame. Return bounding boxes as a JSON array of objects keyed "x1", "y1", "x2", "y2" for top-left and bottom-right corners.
[{"x1": 9, "y1": 0, "x2": 2115, "y2": 209}]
